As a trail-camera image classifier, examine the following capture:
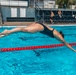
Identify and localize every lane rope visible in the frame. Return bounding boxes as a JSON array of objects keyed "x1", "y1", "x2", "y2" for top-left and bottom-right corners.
[{"x1": 0, "y1": 43, "x2": 76, "y2": 52}]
